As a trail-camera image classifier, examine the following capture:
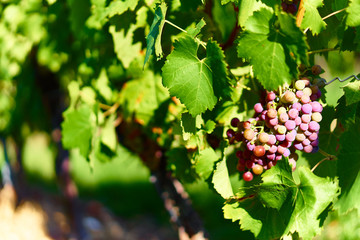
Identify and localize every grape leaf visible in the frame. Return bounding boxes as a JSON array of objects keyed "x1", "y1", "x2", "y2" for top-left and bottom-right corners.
[
  {"x1": 223, "y1": 160, "x2": 339, "y2": 240},
  {"x1": 109, "y1": 24, "x2": 142, "y2": 69},
  {"x1": 195, "y1": 148, "x2": 220, "y2": 180},
  {"x1": 100, "y1": 114, "x2": 117, "y2": 152},
  {"x1": 95, "y1": 68, "x2": 113, "y2": 103},
  {"x1": 212, "y1": 158, "x2": 234, "y2": 198},
  {"x1": 337, "y1": 122, "x2": 360, "y2": 193},
  {"x1": 301, "y1": 0, "x2": 326, "y2": 35},
  {"x1": 62, "y1": 105, "x2": 95, "y2": 158},
  {"x1": 162, "y1": 36, "x2": 230, "y2": 116},
  {"x1": 346, "y1": 0, "x2": 360, "y2": 27},
  {"x1": 336, "y1": 171, "x2": 360, "y2": 214},
  {"x1": 105, "y1": 0, "x2": 138, "y2": 18},
  {"x1": 144, "y1": 2, "x2": 167, "y2": 67},
  {"x1": 237, "y1": 0, "x2": 267, "y2": 26},
  {"x1": 343, "y1": 80, "x2": 360, "y2": 106},
  {"x1": 166, "y1": 147, "x2": 197, "y2": 183},
  {"x1": 187, "y1": 18, "x2": 206, "y2": 38},
  {"x1": 237, "y1": 8, "x2": 292, "y2": 90}
]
